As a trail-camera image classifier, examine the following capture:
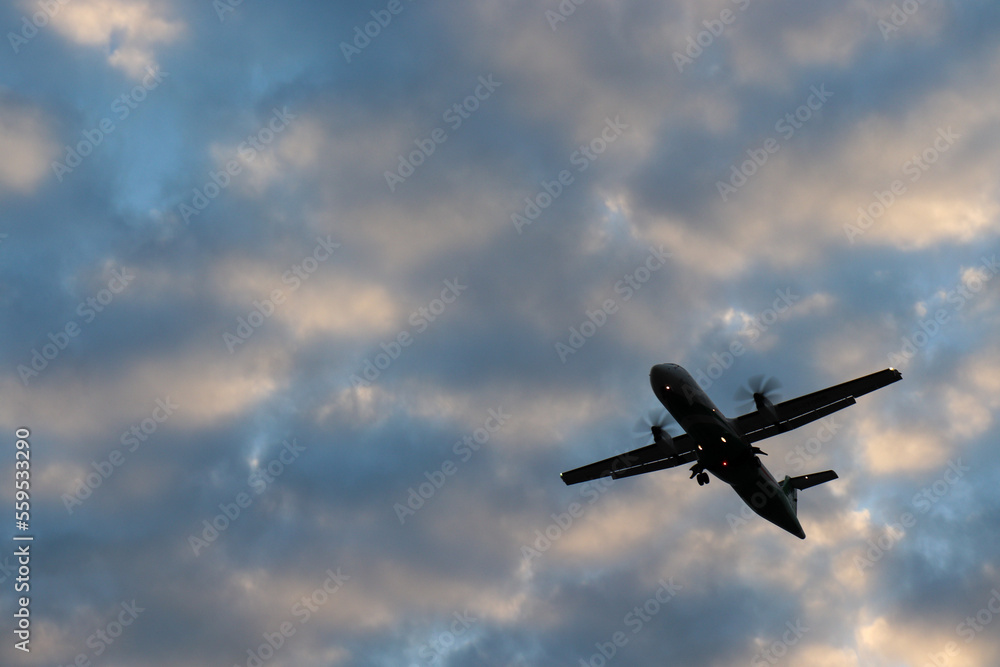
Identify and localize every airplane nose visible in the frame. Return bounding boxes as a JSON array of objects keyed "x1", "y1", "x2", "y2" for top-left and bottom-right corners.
[
  {"x1": 649, "y1": 364, "x2": 671, "y2": 382},
  {"x1": 649, "y1": 364, "x2": 674, "y2": 391}
]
